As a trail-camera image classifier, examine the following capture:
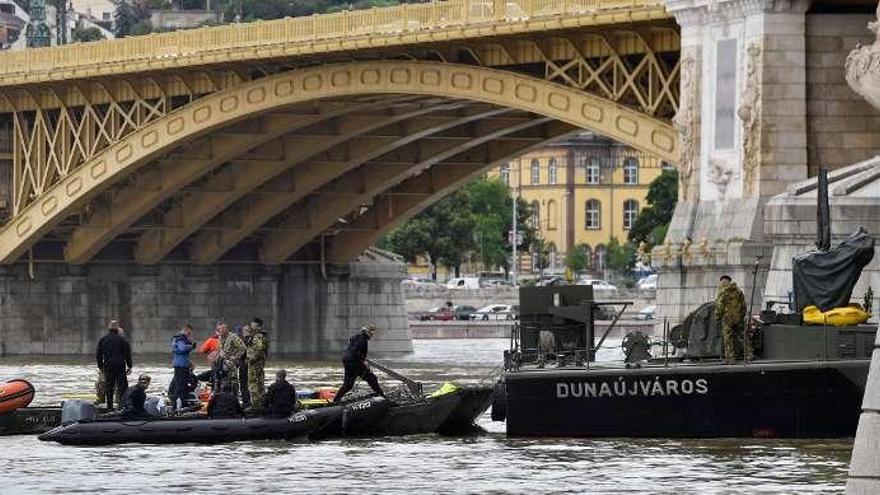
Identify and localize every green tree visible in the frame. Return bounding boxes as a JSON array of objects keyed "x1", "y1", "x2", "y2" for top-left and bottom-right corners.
[
  {"x1": 628, "y1": 169, "x2": 678, "y2": 246},
  {"x1": 72, "y1": 24, "x2": 105, "y2": 42},
  {"x1": 564, "y1": 243, "x2": 590, "y2": 274},
  {"x1": 381, "y1": 177, "x2": 534, "y2": 277},
  {"x1": 606, "y1": 237, "x2": 636, "y2": 273},
  {"x1": 114, "y1": 0, "x2": 139, "y2": 37}
]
